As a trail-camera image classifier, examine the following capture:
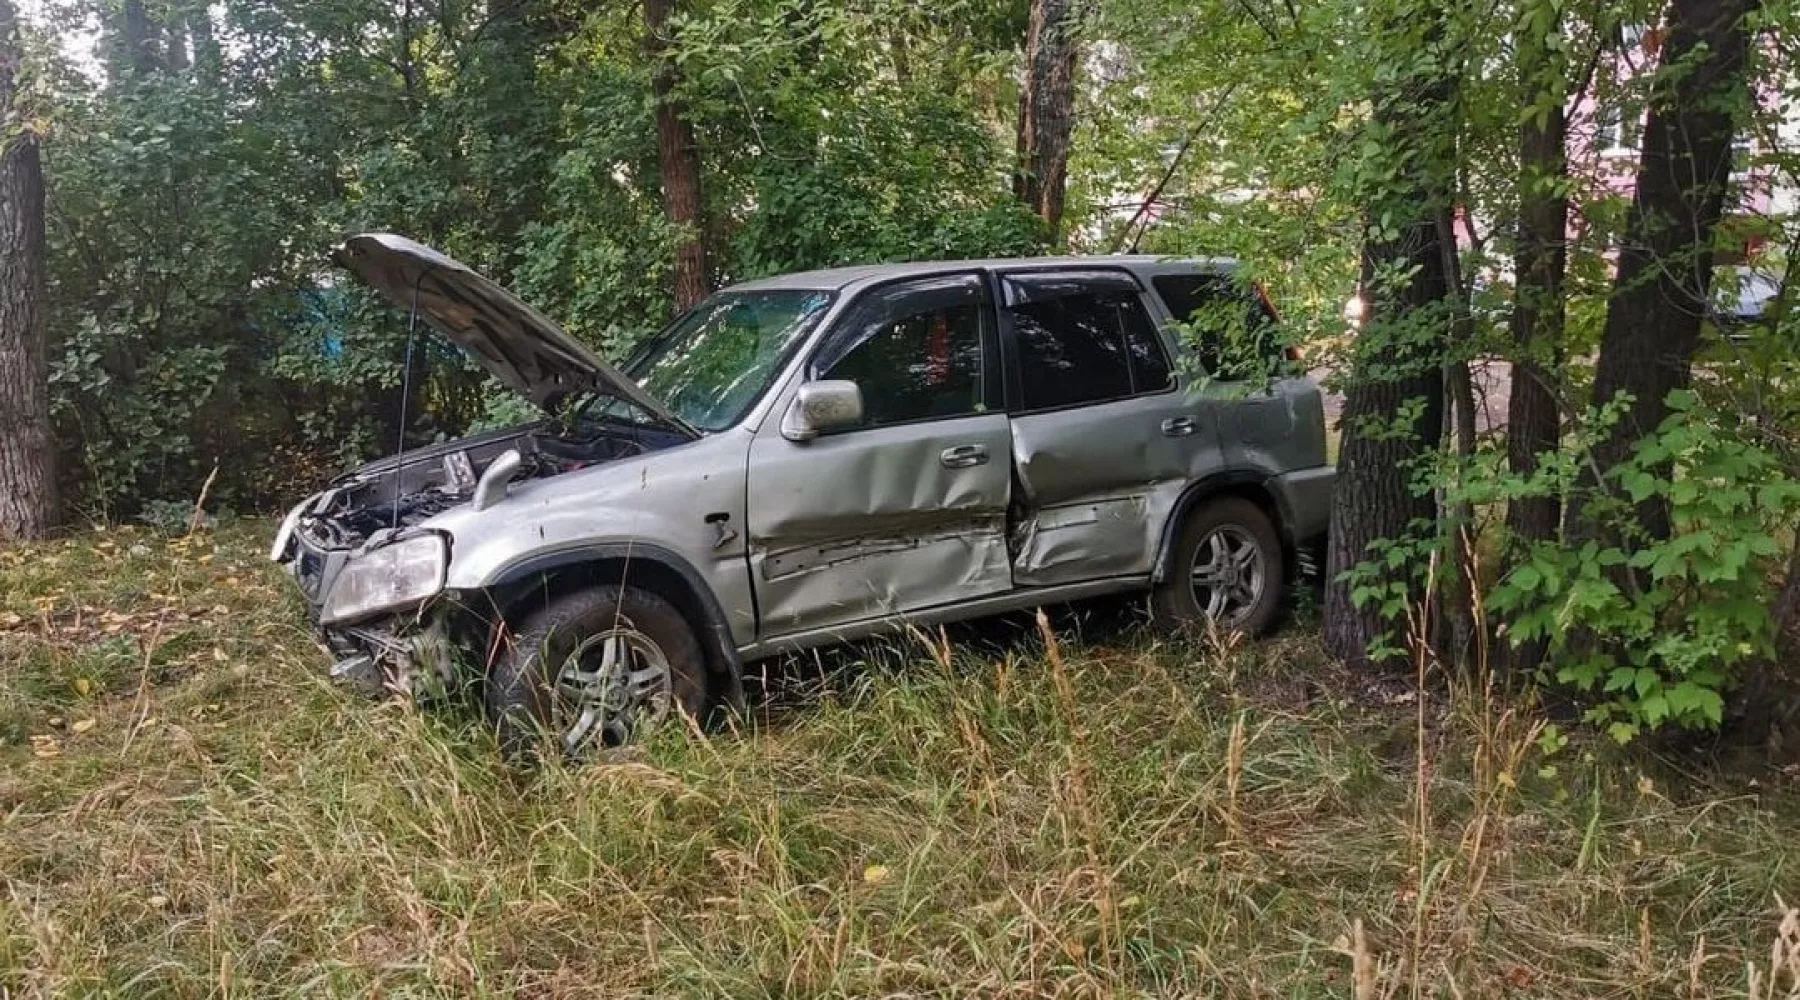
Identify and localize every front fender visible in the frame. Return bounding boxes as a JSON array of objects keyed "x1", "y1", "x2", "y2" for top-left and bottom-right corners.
[
  {"x1": 426, "y1": 431, "x2": 757, "y2": 648},
  {"x1": 479, "y1": 540, "x2": 747, "y2": 707}
]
